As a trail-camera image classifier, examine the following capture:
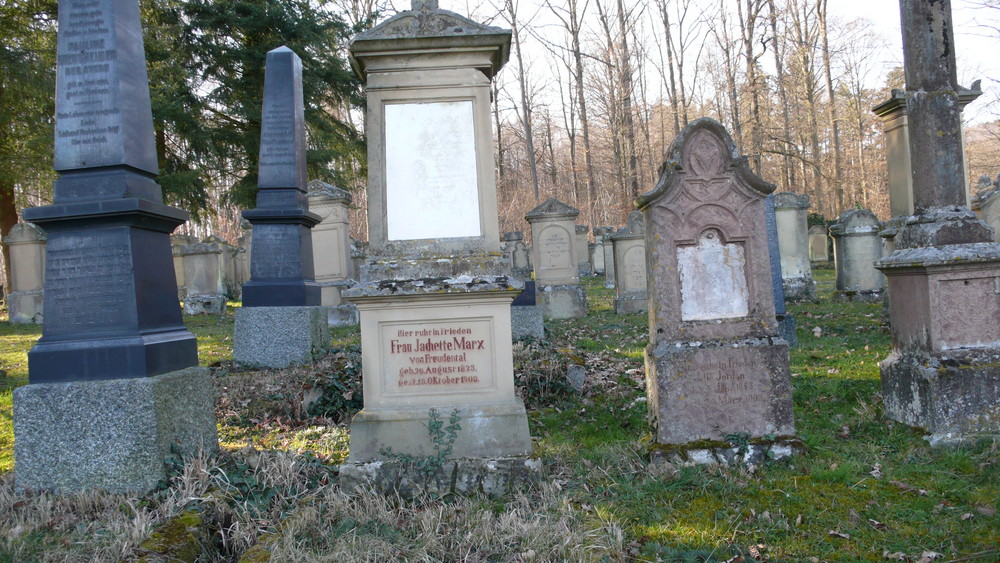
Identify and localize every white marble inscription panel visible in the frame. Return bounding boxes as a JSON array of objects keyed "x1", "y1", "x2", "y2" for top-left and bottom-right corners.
[
  {"x1": 678, "y1": 229, "x2": 749, "y2": 321},
  {"x1": 382, "y1": 319, "x2": 495, "y2": 396},
  {"x1": 385, "y1": 101, "x2": 480, "y2": 240}
]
